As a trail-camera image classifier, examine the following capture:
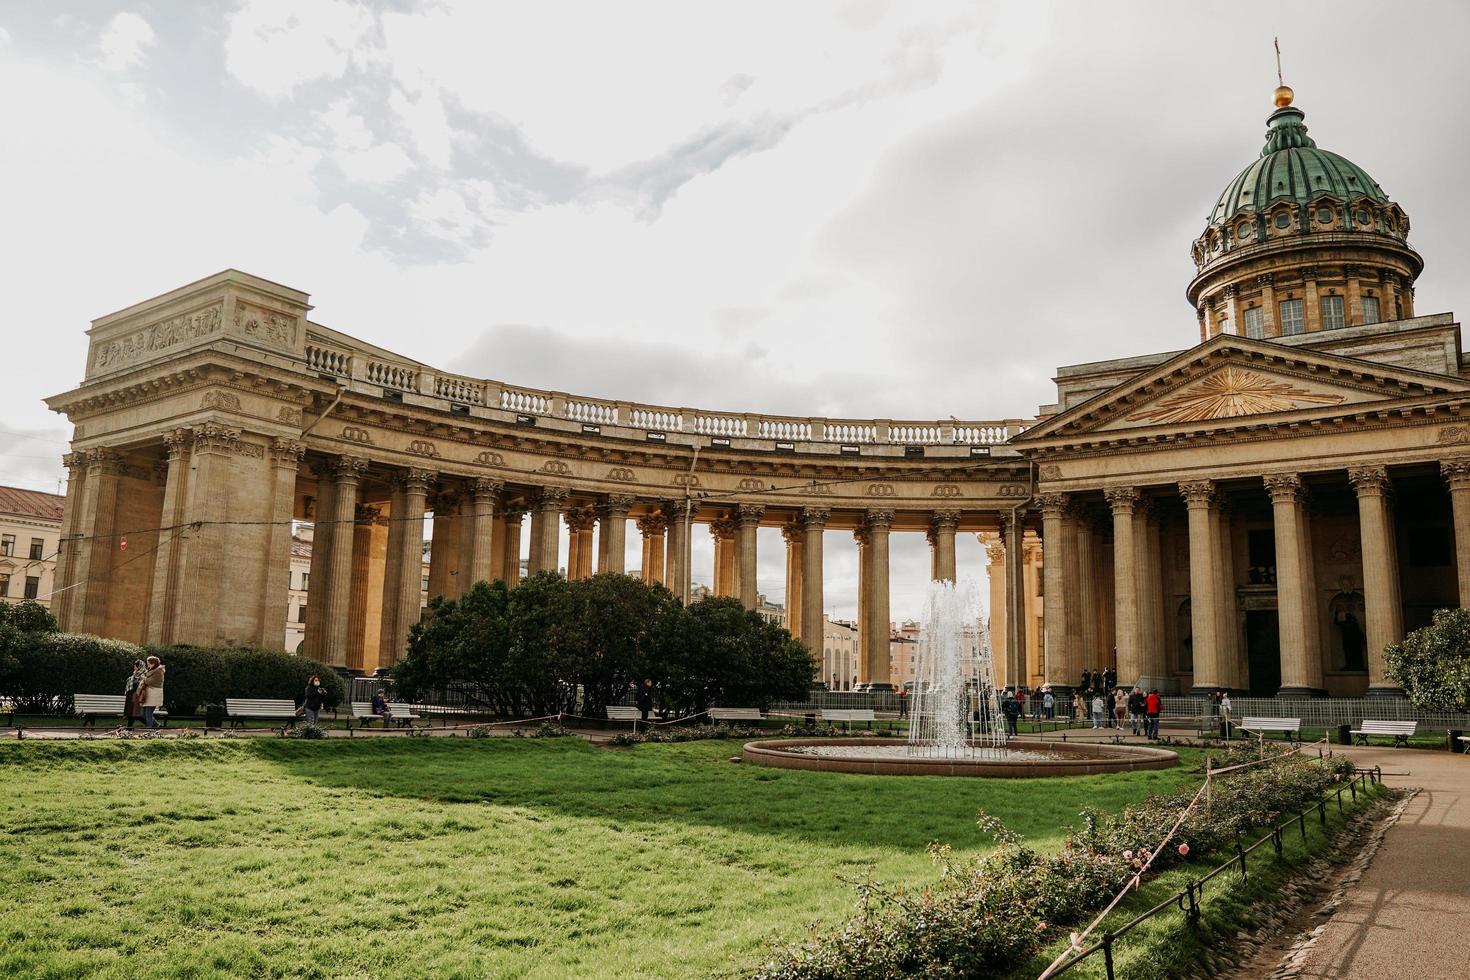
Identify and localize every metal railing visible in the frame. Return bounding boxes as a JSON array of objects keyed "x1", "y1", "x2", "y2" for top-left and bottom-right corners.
[{"x1": 1044, "y1": 766, "x2": 1383, "y2": 980}]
